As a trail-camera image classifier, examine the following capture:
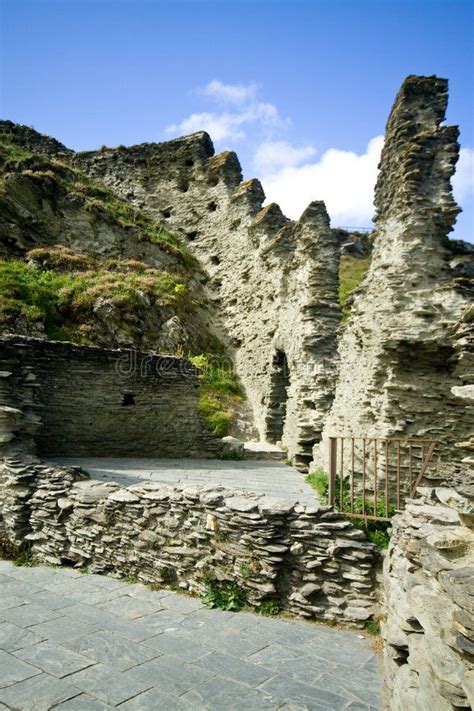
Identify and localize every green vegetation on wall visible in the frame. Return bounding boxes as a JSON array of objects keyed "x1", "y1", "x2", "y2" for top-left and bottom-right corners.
[
  {"x1": 0, "y1": 248, "x2": 191, "y2": 344},
  {"x1": 0, "y1": 132, "x2": 195, "y2": 267},
  {"x1": 339, "y1": 255, "x2": 371, "y2": 318},
  {"x1": 189, "y1": 353, "x2": 244, "y2": 437},
  {"x1": 305, "y1": 468, "x2": 393, "y2": 549}
]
